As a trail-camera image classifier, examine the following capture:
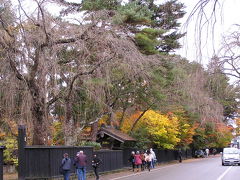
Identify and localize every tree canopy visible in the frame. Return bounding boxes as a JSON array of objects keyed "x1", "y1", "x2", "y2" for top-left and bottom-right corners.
[{"x1": 0, "y1": 0, "x2": 238, "y2": 154}]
